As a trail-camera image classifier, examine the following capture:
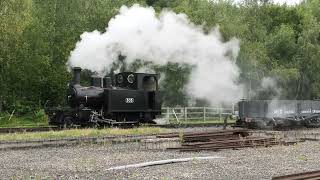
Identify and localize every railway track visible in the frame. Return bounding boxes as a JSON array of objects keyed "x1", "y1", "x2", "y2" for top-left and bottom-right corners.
[
  {"x1": 0, "y1": 123, "x2": 234, "y2": 134},
  {"x1": 0, "y1": 126, "x2": 60, "y2": 134},
  {"x1": 0, "y1": 134, "x2": 160, "y2": 151},
  {"x1": 0, "y1": 128, "x2": 275, "y2": 151},
  {"x1": 272, "y1": 170, "x2": 320, "y2": 180},
  {"x1": 0, "y1": 127, "x2": 317, "y2": 151}
]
